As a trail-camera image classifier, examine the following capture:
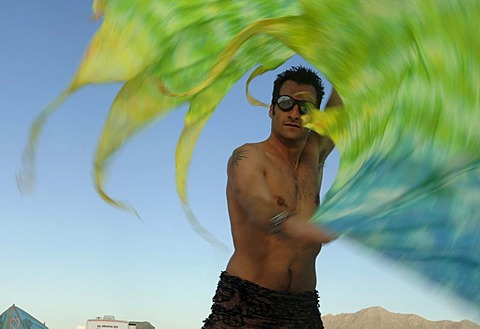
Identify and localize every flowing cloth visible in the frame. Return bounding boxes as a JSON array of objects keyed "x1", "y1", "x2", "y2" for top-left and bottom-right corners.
[{"x1": 20, "y1": 0, "x2": 480, "y2": 307}]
